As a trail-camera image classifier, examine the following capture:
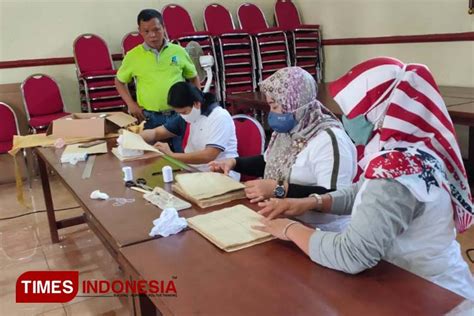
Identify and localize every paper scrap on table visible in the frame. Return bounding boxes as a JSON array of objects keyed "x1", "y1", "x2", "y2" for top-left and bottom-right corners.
[
  {"x1": 61, "y1": 152, "x2": 87, "y2": 165},
  {"x1": 127, "y1": 121, "x2": 145, "y2": 134},
  {"x1": 90, "y1": 190, "x2": 110, "y2": 200},
  {"x1": 121, "y1": 130, "x2": 162, "y2": 154},
  {"x1": 60, "y1": 142, "x2": 108, "y2": 164},
  {"x1": 149, "y1": 208, "x2": 187, "y2": 237}
]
